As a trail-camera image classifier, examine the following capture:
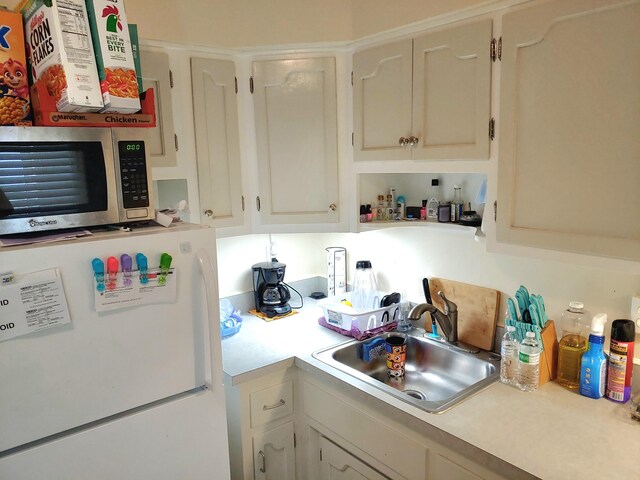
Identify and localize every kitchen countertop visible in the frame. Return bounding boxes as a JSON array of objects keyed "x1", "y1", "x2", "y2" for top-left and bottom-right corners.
[{"x1": 221, "y1": 298, "x2": 640, "y2": 480}]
